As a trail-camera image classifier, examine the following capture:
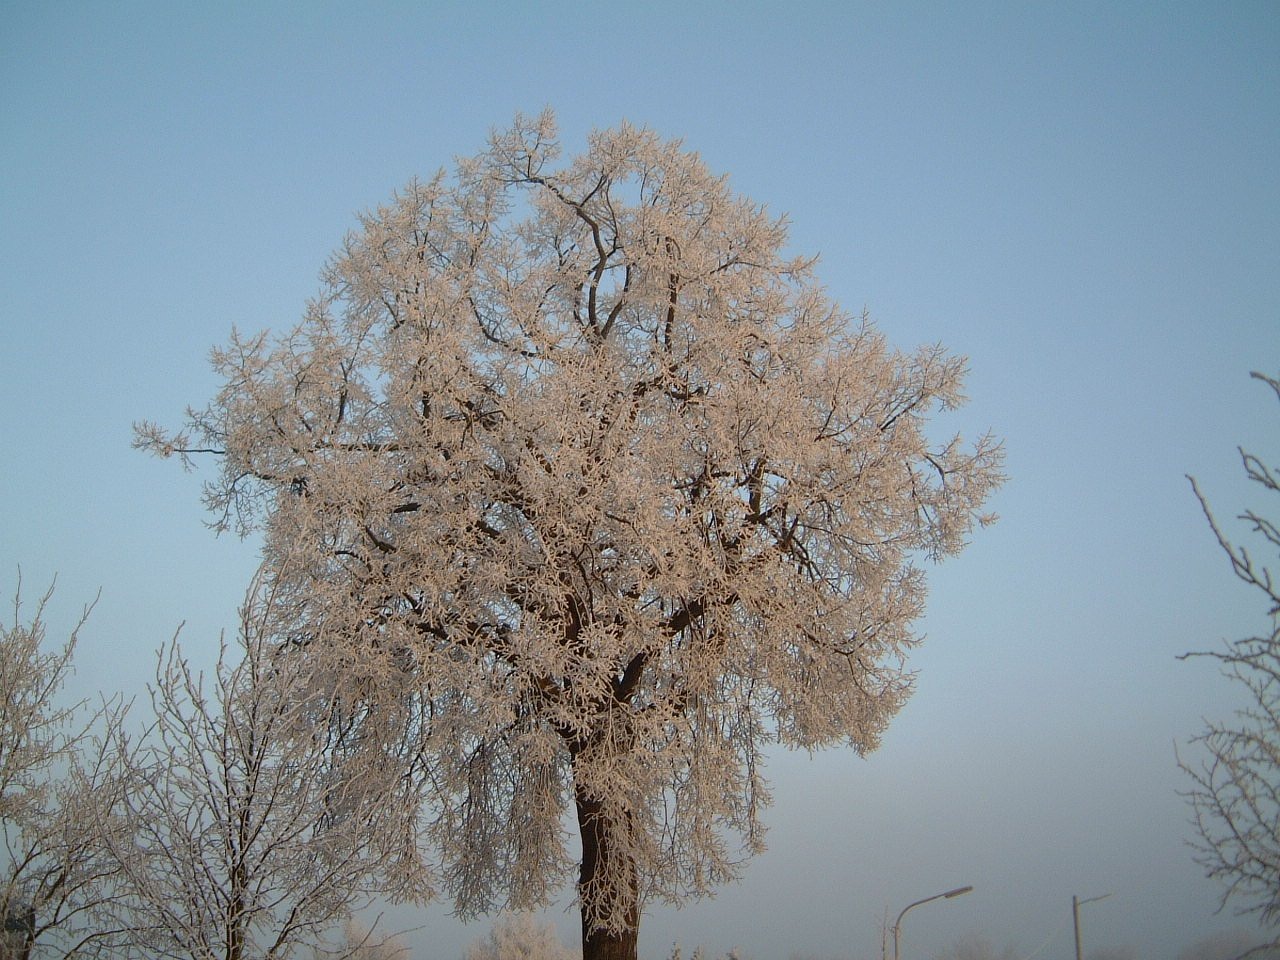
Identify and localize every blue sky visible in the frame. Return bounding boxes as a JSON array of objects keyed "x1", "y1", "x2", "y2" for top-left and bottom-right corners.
[{"x1": 2, "y1": 3, "x2": 1278, "y2": 958}]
